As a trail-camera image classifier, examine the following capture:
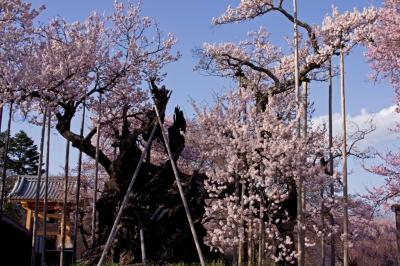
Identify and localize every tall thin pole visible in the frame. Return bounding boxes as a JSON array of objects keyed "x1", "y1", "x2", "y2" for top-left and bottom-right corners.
[
  {"x1": 31, "y1": 109, "x2": 47, "y2": 266},
  {"x1": 328, "y1": 58, "x2": 336, "y2": 266},
  {"x1": 41, "y1": 109, "x2": 51, "y2": 266},
  {"x1": 0, "y1": 106, "x2": 3, "y2": 132},
  {"x1": 0, "y1": 103, "x2": 12, "y2": 214},
  {"x1": 257, "y1": 200, "x2": 265, "y2": 266},
  {"x1": 60, "y1": 140, "x2": 70, "y2": 266},
  {"x1": 73, "y1": 102, "x2": 86, "y2": 261},
  {"x1": 302, "y1": 82, "x2": 308, "y2": 211},
  {"x1": 293, "y1": 0, "x2": 305, "y2": 264},
  {"x1": 152, "y1": 96, "x2": 206, "y2": 266},
  {"x1": 140, "y1": 228, "x2": 147, "y2": 266},
  {"x1": 91, "y1": 93, "x2": 102, "y2": 248},
  {"x1": 340, "y1": 47, "x2": 349, "y2": 266},
  {"x1": 392, "y1": 204, "x2": 400, "y2": 266}
]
